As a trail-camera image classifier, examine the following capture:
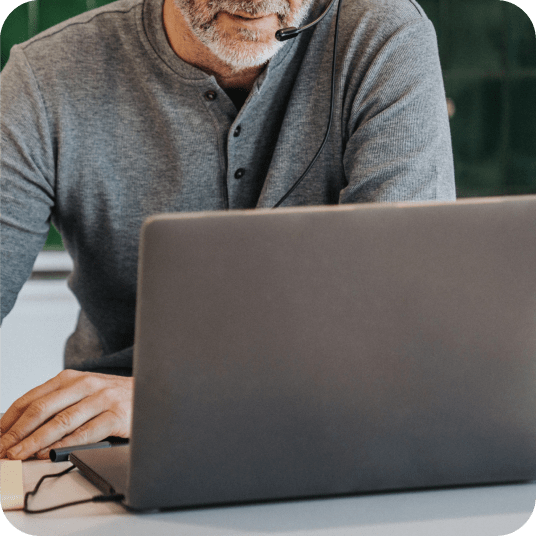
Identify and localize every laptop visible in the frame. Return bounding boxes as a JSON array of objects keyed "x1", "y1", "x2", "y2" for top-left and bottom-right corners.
[{"x1": 70, "y1": 195, "x2": 536, "y2": 511}]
